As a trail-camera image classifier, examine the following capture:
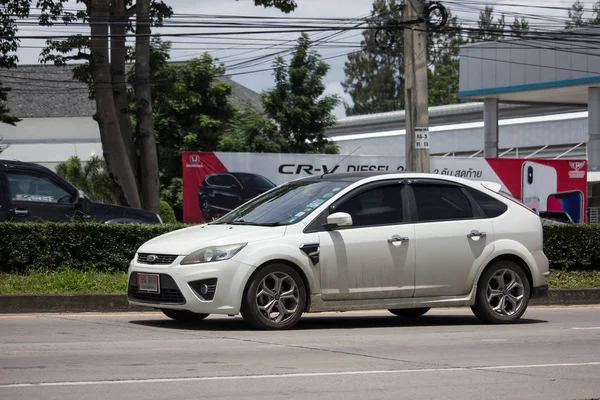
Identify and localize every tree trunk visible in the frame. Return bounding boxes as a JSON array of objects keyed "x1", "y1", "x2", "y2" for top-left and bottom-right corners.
[
  {"x1": 110, "y1": 0, "x2": 139, "y2": 187},
  {"x1": 135, "y1": 0, "x2": 160, "y2": 213},
  {"x1": 90, "y1": 0, "x2": 141, "y2": 209}
]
